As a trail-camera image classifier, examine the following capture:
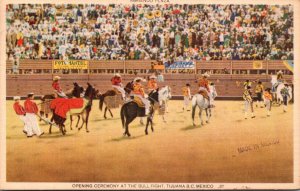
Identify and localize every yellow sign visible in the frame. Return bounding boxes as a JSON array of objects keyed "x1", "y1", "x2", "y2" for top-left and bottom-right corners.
[
  {"x1": 253, "y1": 61, "x2": 263, "y2": 69},
  {"x1": 53, "y1": 60, "x2": 88, "y2": 69}
]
